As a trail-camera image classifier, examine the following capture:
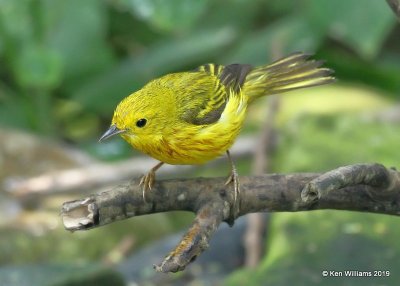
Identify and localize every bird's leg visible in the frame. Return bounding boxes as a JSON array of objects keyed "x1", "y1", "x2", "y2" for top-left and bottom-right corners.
[
  {"x1": 224, "y1": 150, "x2": 240, "y2": 214},
  {"x1": 139, "y1": 162, "x2": 164, "y2": 203}
]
